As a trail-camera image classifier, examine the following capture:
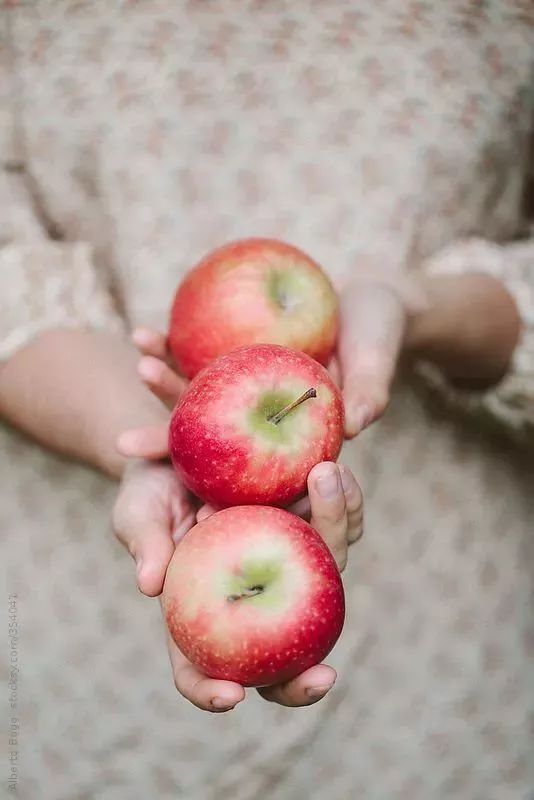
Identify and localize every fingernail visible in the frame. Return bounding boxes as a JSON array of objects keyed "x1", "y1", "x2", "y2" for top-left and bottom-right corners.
[
  {"x1": 353, "y1": 405, "x2": 372, "y2": 433},
  {"x1": 211, "y1": 697, "x2": 235, "y2": 710},
  {"x1": 305, "y1": 684, "x2": 334, "y2": 699},
  {"x1": 316, "y1": 468, "x2": 340, "y2": 498},
  {"x1": 136, "y1": 558, "x2": 144, "y2": 577},
  {"x1": 339, "y1": 466, "x2": 357, "y2": 497}
]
